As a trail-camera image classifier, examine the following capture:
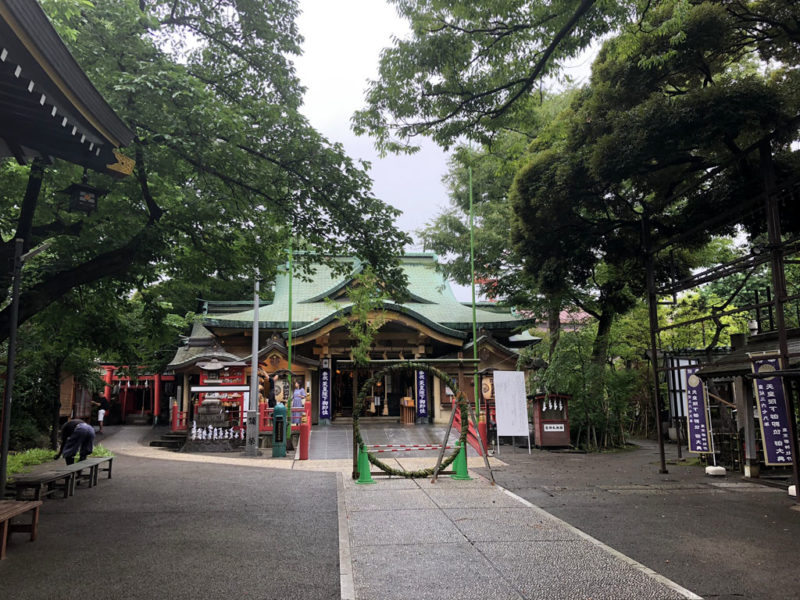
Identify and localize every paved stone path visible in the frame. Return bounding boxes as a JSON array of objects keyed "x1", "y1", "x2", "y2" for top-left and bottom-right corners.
[
  {"x1": 339, "y1": 463, "x2": 699, "y2": 600},
  {"x1": 3, "y1": 427, "x2": 703, "y2": 599}
]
